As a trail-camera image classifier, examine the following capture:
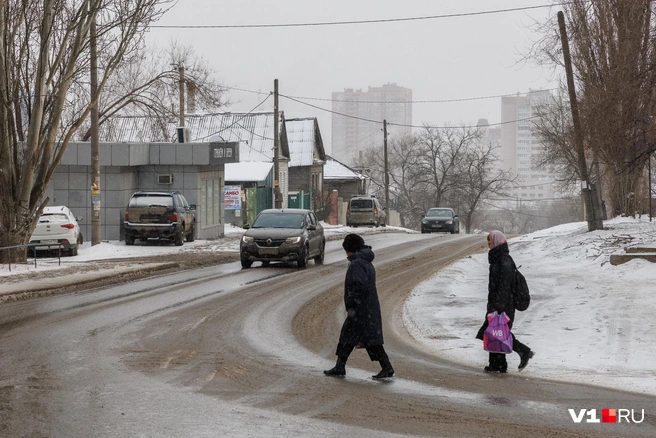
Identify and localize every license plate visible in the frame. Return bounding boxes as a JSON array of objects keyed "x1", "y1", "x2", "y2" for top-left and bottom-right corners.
[
  {"x1": 41, "y1": 239, "x2": 58, "y2": 244},
  {"x1": 259, "y1": 247, "x2": 278, "y2": 255},
  {"x1": 432, "y1": 224, "x2": 442, "y2": 228}
]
